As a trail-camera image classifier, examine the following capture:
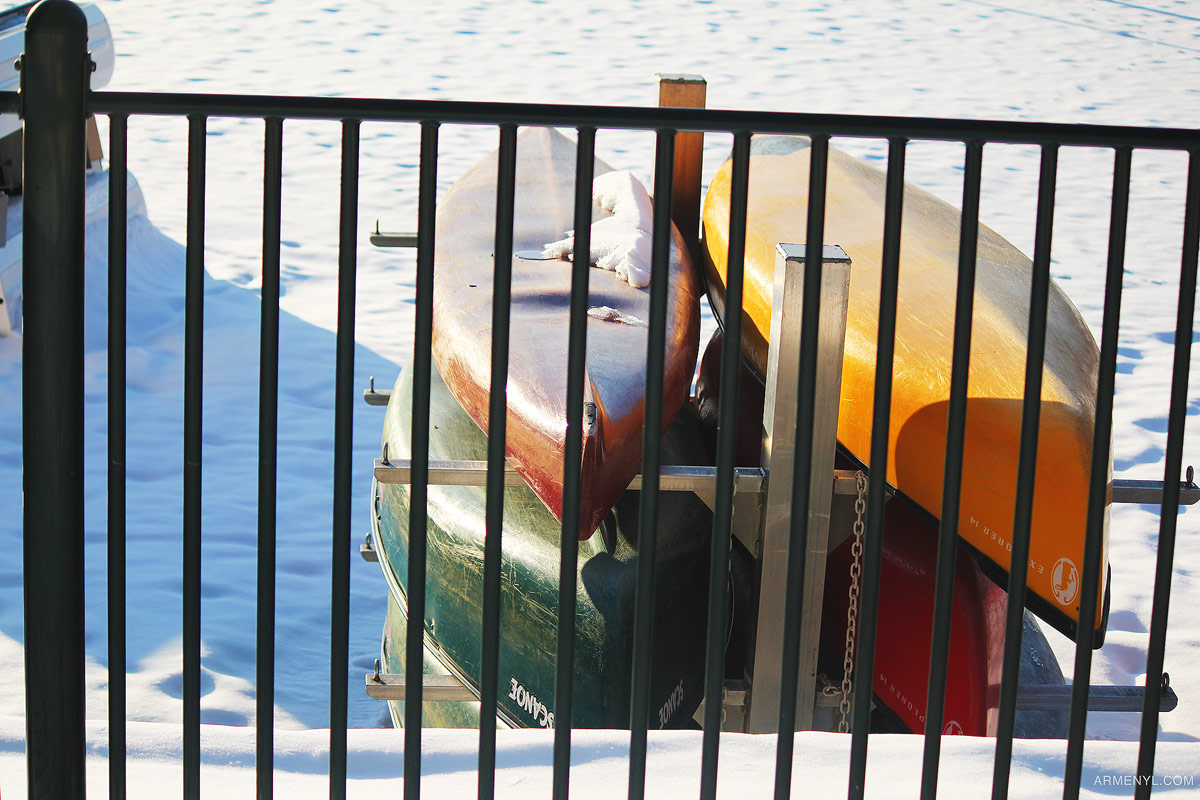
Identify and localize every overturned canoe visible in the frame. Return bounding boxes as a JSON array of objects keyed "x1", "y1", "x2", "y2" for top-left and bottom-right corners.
[
  {"x1": 373, "y1": 356, "x2": 722, "y2": 729},
  {"x1": 701, "y1": 136, "x2": 1107, "y2": 642},
  {"x1": 431, "y1": 127, "x2": 700, "y2": 539}
]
